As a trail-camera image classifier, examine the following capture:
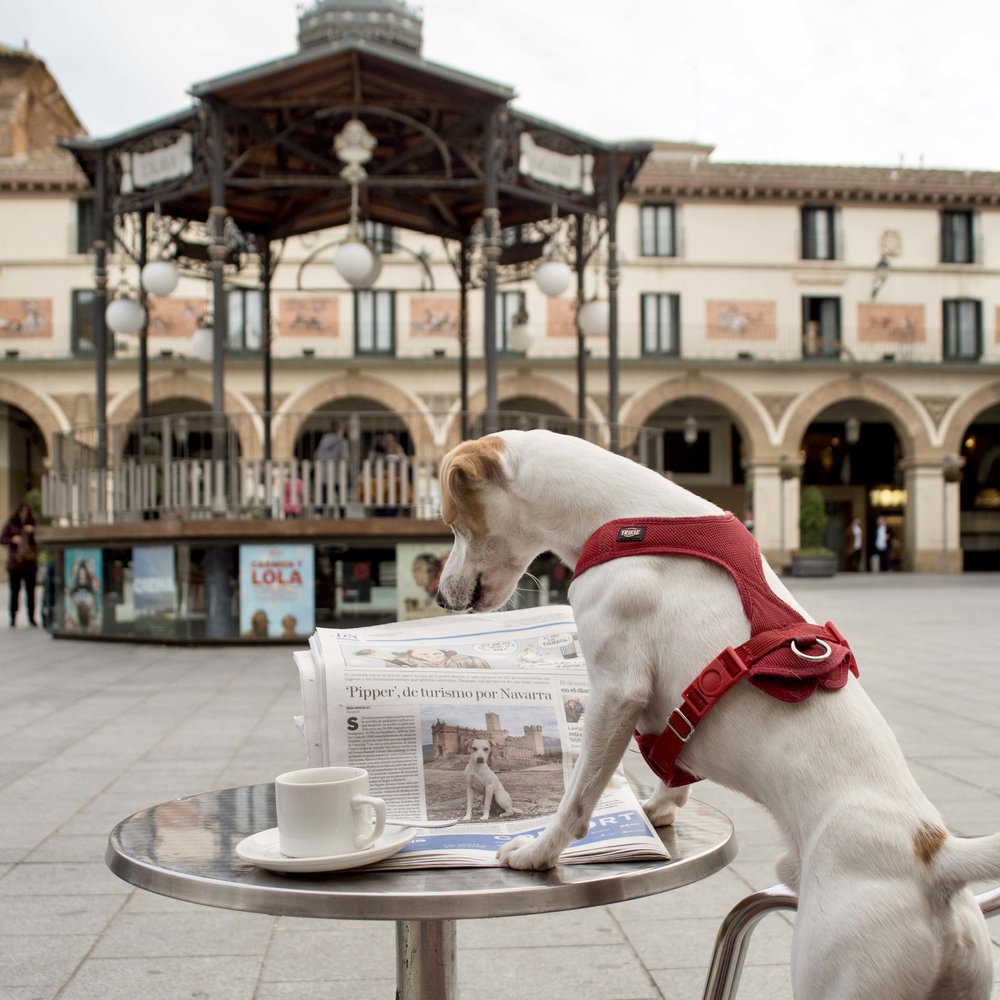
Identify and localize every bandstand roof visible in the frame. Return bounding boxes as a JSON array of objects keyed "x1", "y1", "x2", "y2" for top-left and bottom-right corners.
[{"x1": 61, "y1": 37, "x2": 651, "y2": 242}]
